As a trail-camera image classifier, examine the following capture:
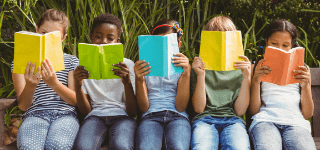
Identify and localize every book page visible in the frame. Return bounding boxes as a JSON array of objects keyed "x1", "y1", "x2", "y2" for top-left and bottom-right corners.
[
  {"x1": 78, "y1": 43, "x2": 100, "y2": 80},
  {"x1": 166, "y1": 33, "x2": 183, "y2": 76},
  {"x1": 138, "y1": 35, "x2": 165, "y2": 76},
  {"x1": 225, "y1": 31, "x2": 245, "y2": 70},
  {"x1": 13, "y1": 32, "x2": 42, "y2": 74},
  {"x1": 44, "y1": 31, "x2": 65, "y2": 72},
  {"x1": 286, "y1": 47, "x2": 305, "y2": 84},
  {"x1": 101, "y1": 44, "x2": 123, "y2": 79},
  {"x1": 199, "y1": 31, "x2": 223, "y2": 71}
]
